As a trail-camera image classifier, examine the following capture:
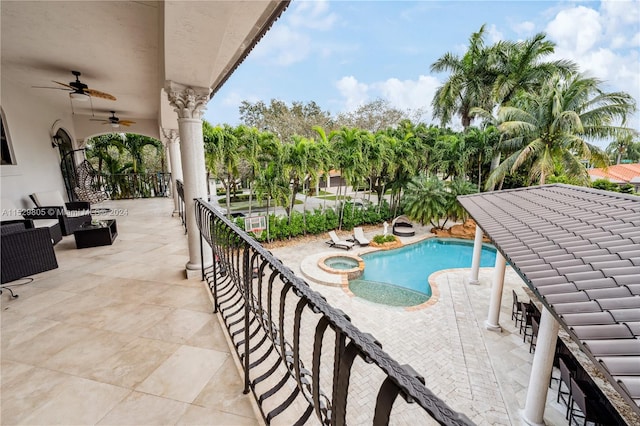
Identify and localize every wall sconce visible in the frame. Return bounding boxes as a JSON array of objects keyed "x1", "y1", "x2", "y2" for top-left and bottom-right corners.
[{"x1": 52, "y1": 135, "x2": 63, "y2": 148}]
